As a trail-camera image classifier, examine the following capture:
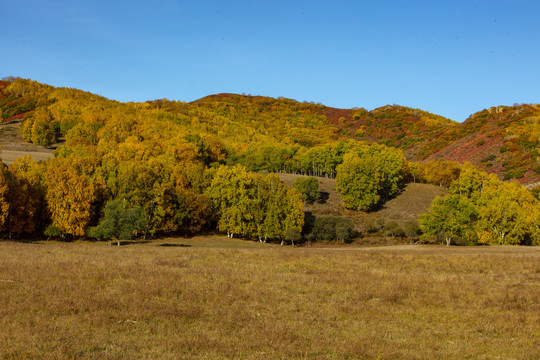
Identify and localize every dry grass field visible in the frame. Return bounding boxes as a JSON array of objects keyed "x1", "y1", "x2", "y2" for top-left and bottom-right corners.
[{"x1": 1, "y1": 238, "x2": 539, "y2": 359}]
